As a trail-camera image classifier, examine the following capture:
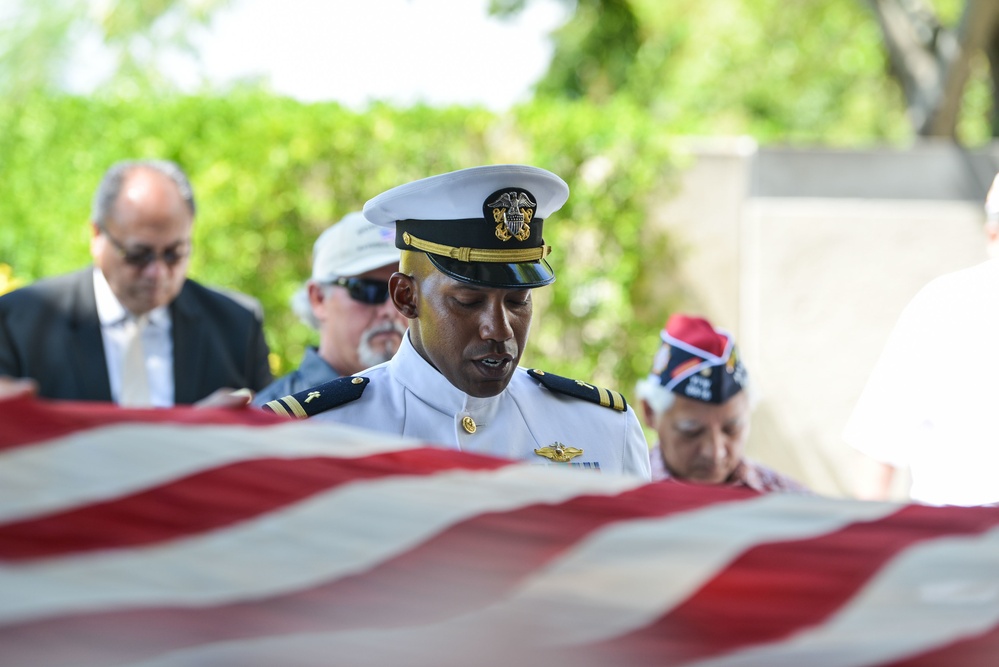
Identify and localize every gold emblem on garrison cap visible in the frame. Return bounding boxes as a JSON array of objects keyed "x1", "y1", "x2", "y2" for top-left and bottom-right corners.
[
  {"x1": 727, "y1": 347, "x2": 739, "y2": 373},
  {"x1": 534, "y1": 442, "x2": 583, "y2": 463},
  {"x1": 487, "y1": 189, "x2": 536, "y2": 242}
]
